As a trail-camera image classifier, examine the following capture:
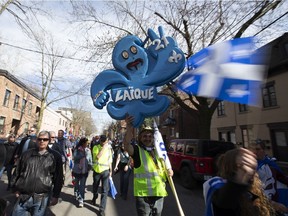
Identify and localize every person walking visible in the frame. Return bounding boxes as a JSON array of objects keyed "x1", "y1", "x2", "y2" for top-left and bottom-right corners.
[
  {"x1": 57, "y1": 130, "x2": 72, "y2": 177},
  {"x1": 14, "y1": 127, "x2": 37, "y2": 161},
  {"x1": 72, "y1": 137, "x2": 92, "y2": 208},
  {"x1": 113, "y1": 143, "x2": 132, "y2": 200},
  {"x1": 250, "y1": 140, "x2": 288, "y2": 215},
  {"x1": 3, "y1": 134, "x2": 18, "y2": 191},
  {"x1": 11, "y1": 131, "x2": 63, "y2": 216},
  {"x1": 48, "y1": 131, "x2": 66, "y2": 164},
  {"x1": 203, "y1": 148, "x2": 275, "y2": 216},
  {"x1": 91, "y1": 135, "x2": 113, "y2": 216},
  {"x1": 123, "y1": 115, "x2": 173, "y2": 216}
]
